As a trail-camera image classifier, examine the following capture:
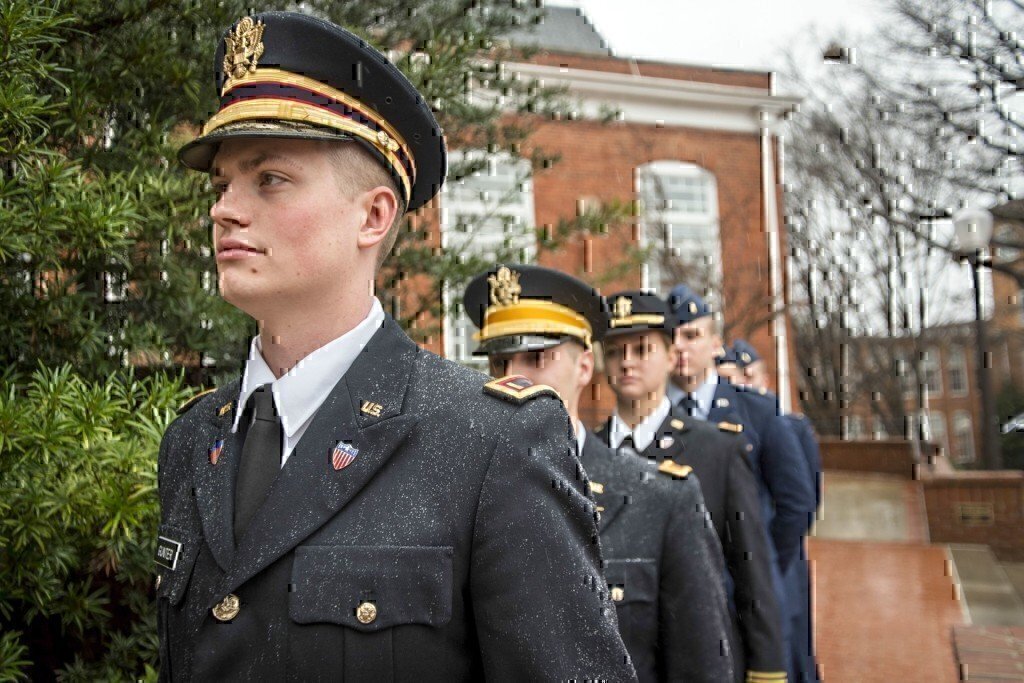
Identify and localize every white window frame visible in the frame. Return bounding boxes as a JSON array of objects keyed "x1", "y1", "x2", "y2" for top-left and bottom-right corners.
[
  {"x1": 952, "y1": 411, "x2": 975, "y2": 464},
  {"x1": 440, "y1": 150, "x2": 536, "y2": 368},
  {"x1": 948, "y1": 345, "x2": 968, "y2": 396},
  {"x1": 922, "y1": 347, "x2": 943, "y2": 397},
  {"x1": 636, "y1": 161, "x2": 721, "y2": 295}
]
